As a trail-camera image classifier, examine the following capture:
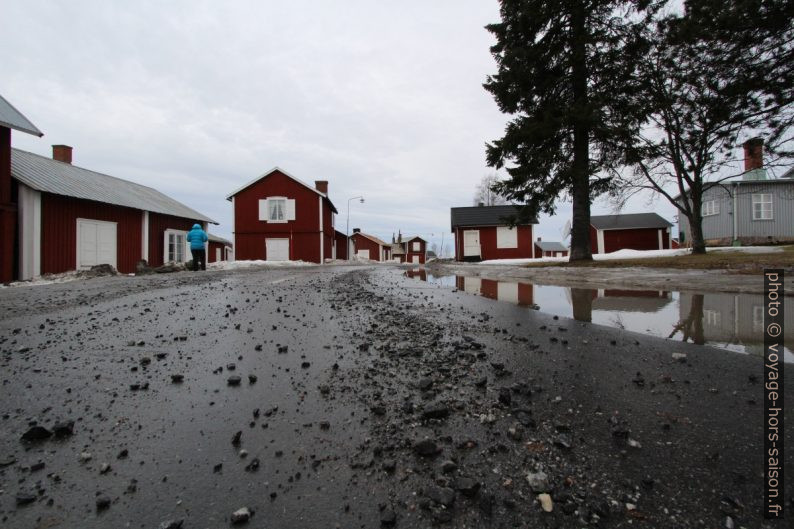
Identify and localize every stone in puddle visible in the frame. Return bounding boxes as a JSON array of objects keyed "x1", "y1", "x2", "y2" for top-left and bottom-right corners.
[
  {"x1": 538, "y1": 493, "x2": 553, "y2": 512},
  {"x1": 171, "y1": 374, "x2": 184, "y2": 383},
  {"x1": 427, "y1": 486, "x2": 455, "y2": 507},
  {"x1": 413, "y1": 439, "x2": 441, "y2": 457},
  {"x1": 421, "y1": 403, "x2": 450, "y2": 420},
  {"x1": 96, "y1": 494, "x2": 111, "y2": 510},
  {"x1": 455, "y1": 477, "x2": 481, "y2": 497},
  {"x1": 16, "y1": 492, "x2": 37, "y2": 506},
  {"x1": 159, "y1": 521, "x2": 184, "y2": 529},
  {"x1": 380, "y1": 508, "x2": 397, "y2": 526},
  {"x1": 228, "y1": 376, "x2": 242, "y2": 386},
  {"x1": 21, "y1": 426, "x2": 52, "y2": 442},
  {"x1": 231, "y1": 506, "x2": 252, "y2": 524},
  {"x1": 526, "y1": 470, "x2": 549, "y2": 492},
  {"x1": 52, "y1": 421, "x2": 74, "y2": 438}
]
